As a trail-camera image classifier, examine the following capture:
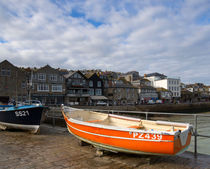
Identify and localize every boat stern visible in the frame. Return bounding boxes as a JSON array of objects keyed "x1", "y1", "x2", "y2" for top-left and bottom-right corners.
[{"x1": 173, "y1": 126, "x2": 193, "y2": 155}]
